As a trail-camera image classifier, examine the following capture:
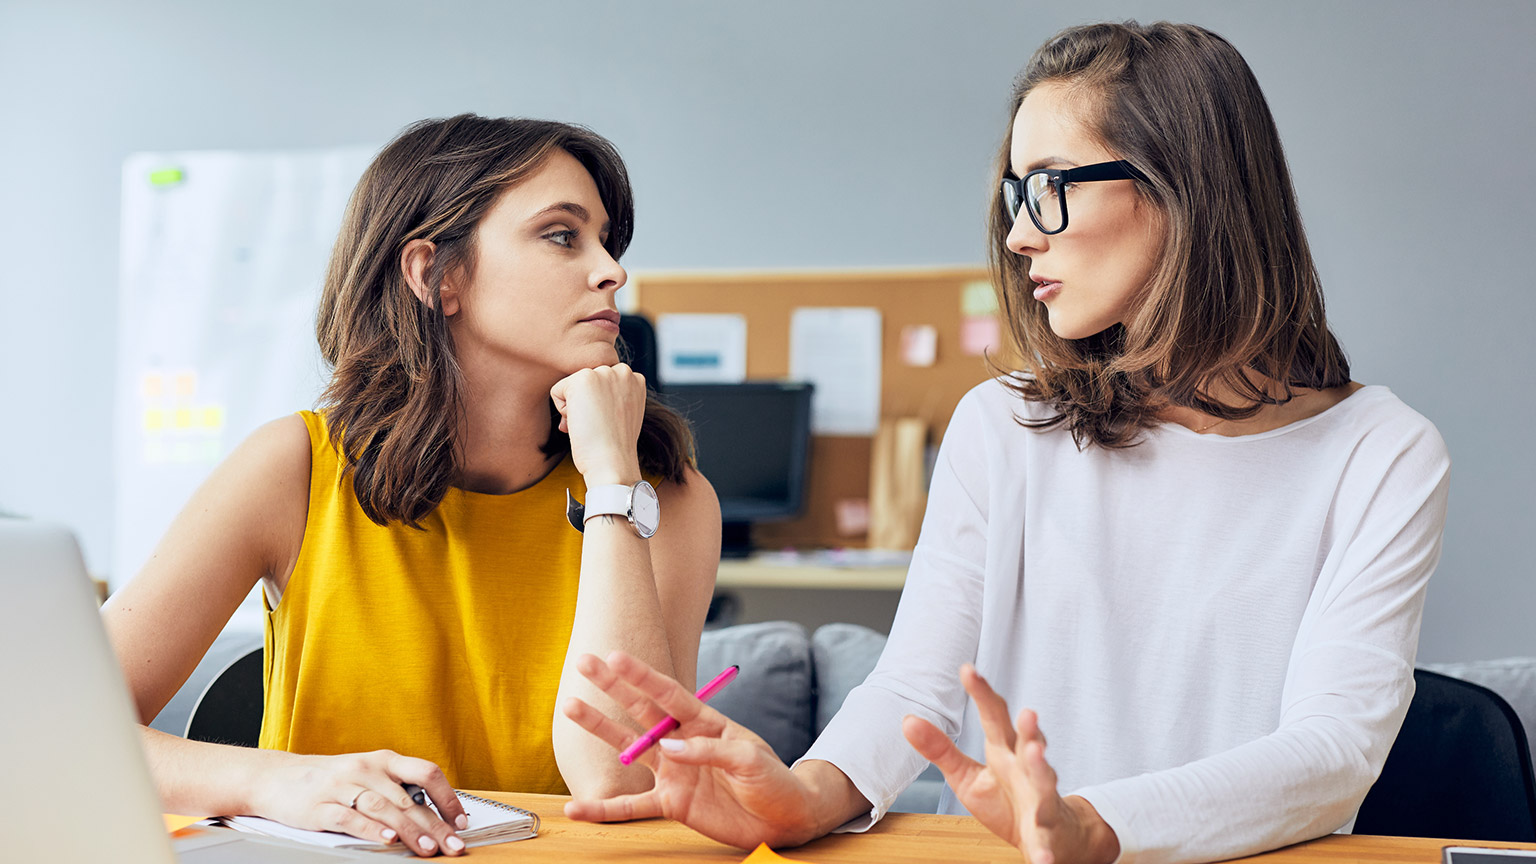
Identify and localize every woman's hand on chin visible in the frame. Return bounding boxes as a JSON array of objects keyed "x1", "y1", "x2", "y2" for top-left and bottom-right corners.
[
  {"x1": 561, "y1": 651, "x2": 825, "y2": 850},
  {"x1": 902, "y1": 665, "x2": 1120, "y2": 864},
  {"x1": 549, "y1": 363, "x2": 646, "y2": 485}
]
